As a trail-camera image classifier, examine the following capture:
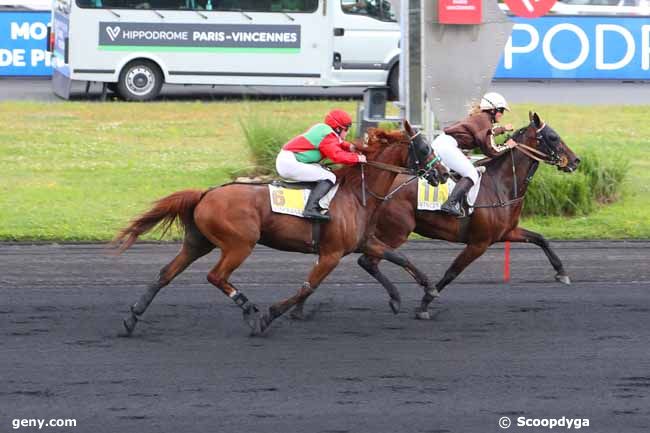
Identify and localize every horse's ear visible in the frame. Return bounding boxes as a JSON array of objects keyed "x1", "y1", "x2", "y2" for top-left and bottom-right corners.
[
  {"x1": 529, "y1": 111, "x2": 534, "y2": 122},
  {"x1": 533, "y1": 112, "x2": 542, "y2": 128},
  {"x1": 404, "y1": 120, "x2": 413, "y2": 135}
]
